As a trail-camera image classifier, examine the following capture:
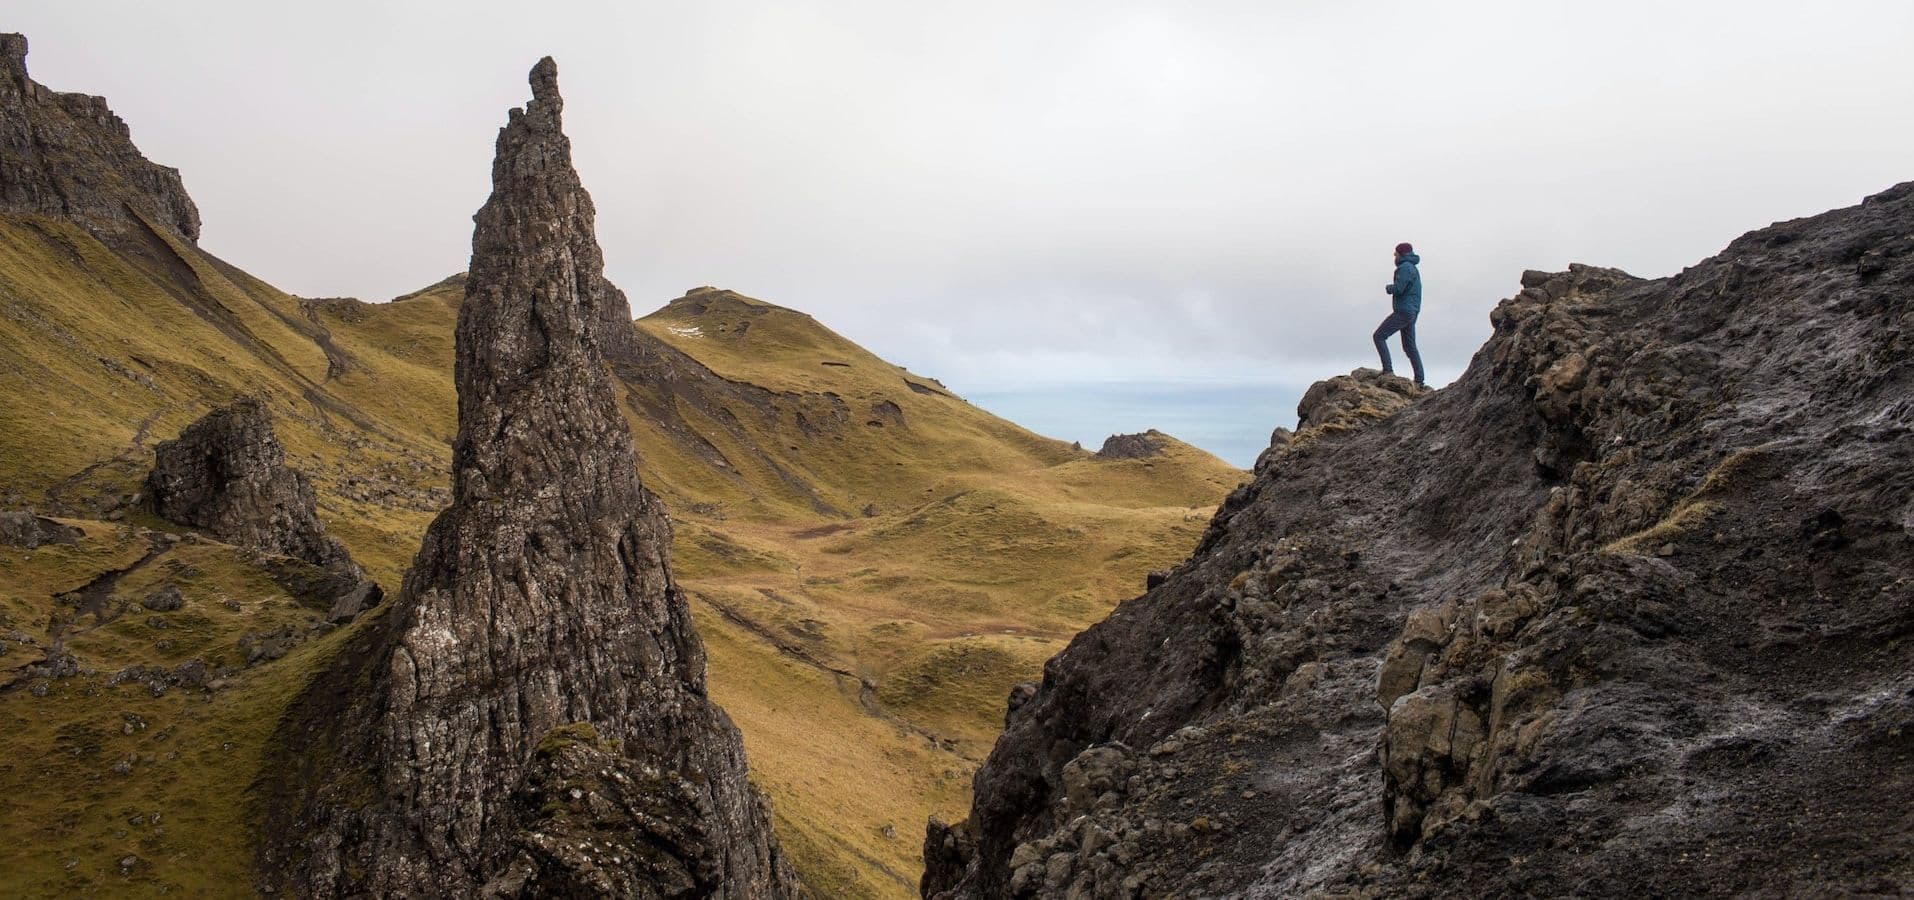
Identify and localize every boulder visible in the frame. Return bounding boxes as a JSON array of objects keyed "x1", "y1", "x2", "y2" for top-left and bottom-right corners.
[
  {"x1": 147, "y1": 397, "x2": 359, "y2": 577},
  {"x1": 139, "y1": 584, "x2": 183, "y2": 612},
  {"x1": 1095, "y1": 430, "x2": 1169, "y2": 459},
  {"x1": 0, "y1": 511, "x2": 80, "y2": 548}
]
